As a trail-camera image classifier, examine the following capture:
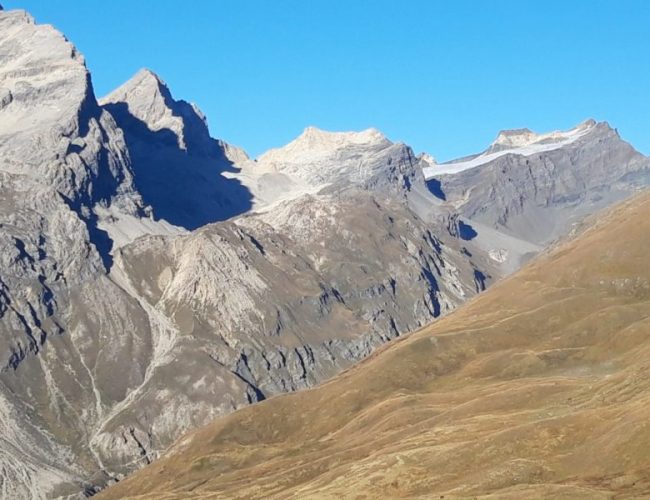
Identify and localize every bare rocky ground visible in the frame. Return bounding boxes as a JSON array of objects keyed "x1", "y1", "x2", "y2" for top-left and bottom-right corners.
[{"x1": 0, "y1": 6, "x2": 648, "y2": 498}]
